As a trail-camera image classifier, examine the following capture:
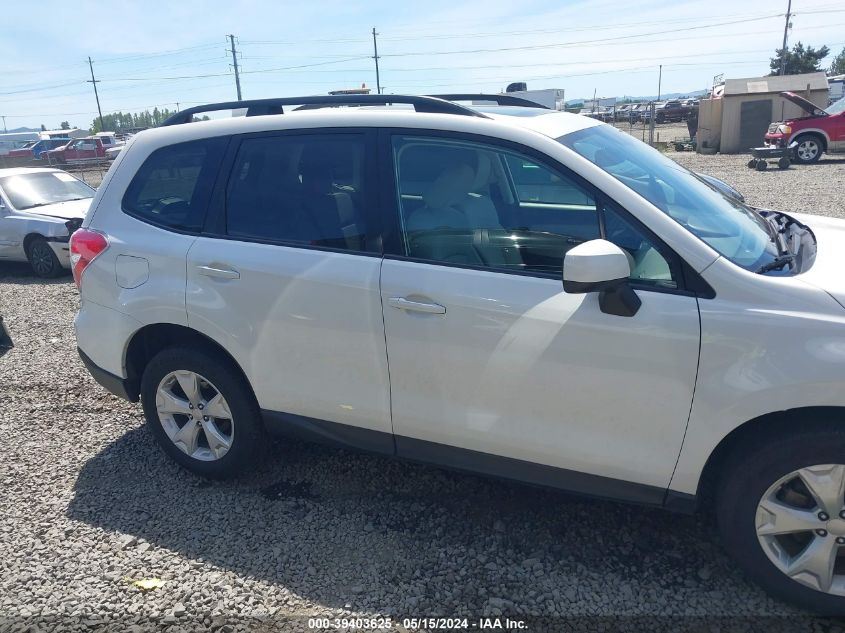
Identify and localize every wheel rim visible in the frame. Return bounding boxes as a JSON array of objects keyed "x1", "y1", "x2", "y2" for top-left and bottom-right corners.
[
  {"x1": 155, "y1": 370, "x2": 234, "y2": 462},
  {"x1": 797, "y1": 140, "x2": 819, "y2": 160},
  {"x1": 30, "y1": 243, "x2": 53, "y2": 275},
  {"x1": 756, "y1": 464, "x2": 845, "y2": 595}
]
